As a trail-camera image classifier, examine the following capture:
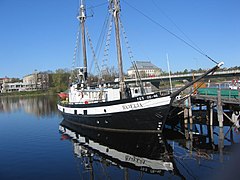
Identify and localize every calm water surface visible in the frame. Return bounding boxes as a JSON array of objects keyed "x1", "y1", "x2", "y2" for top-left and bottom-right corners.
[{"x1": 0, "y1": 96, "x2": 239, "y2": 180}]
